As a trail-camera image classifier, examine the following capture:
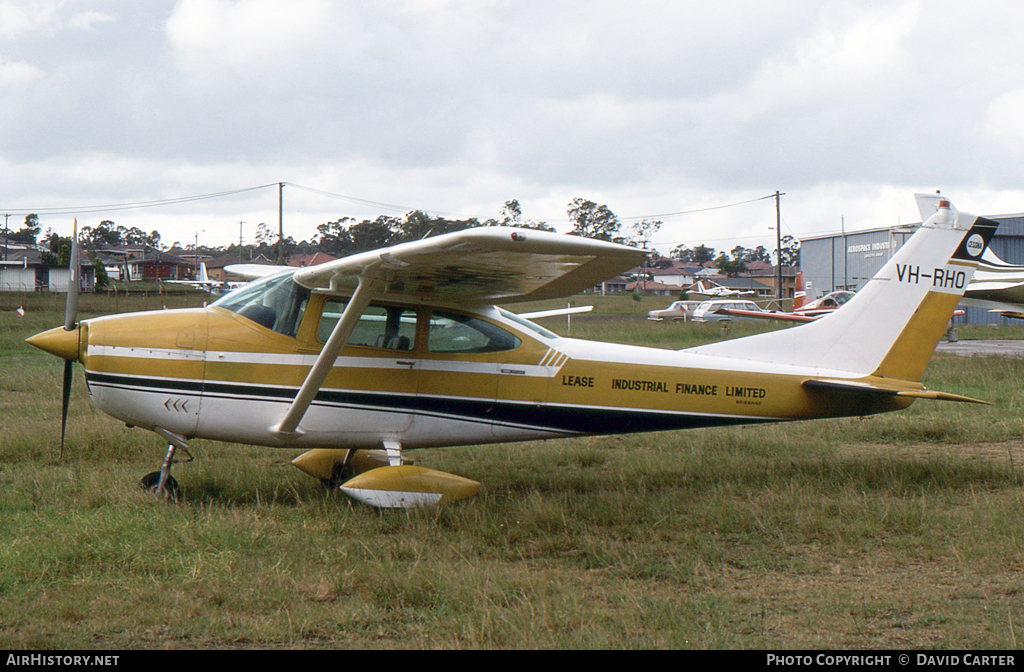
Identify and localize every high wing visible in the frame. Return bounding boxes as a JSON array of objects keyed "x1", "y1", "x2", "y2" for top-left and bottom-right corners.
[
  {"x1": 271, "y1": 227, "x2": 646, "y2": 438},
  {"x1": 291, "y1": 227, "x2": 648, "y2": 305}
]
